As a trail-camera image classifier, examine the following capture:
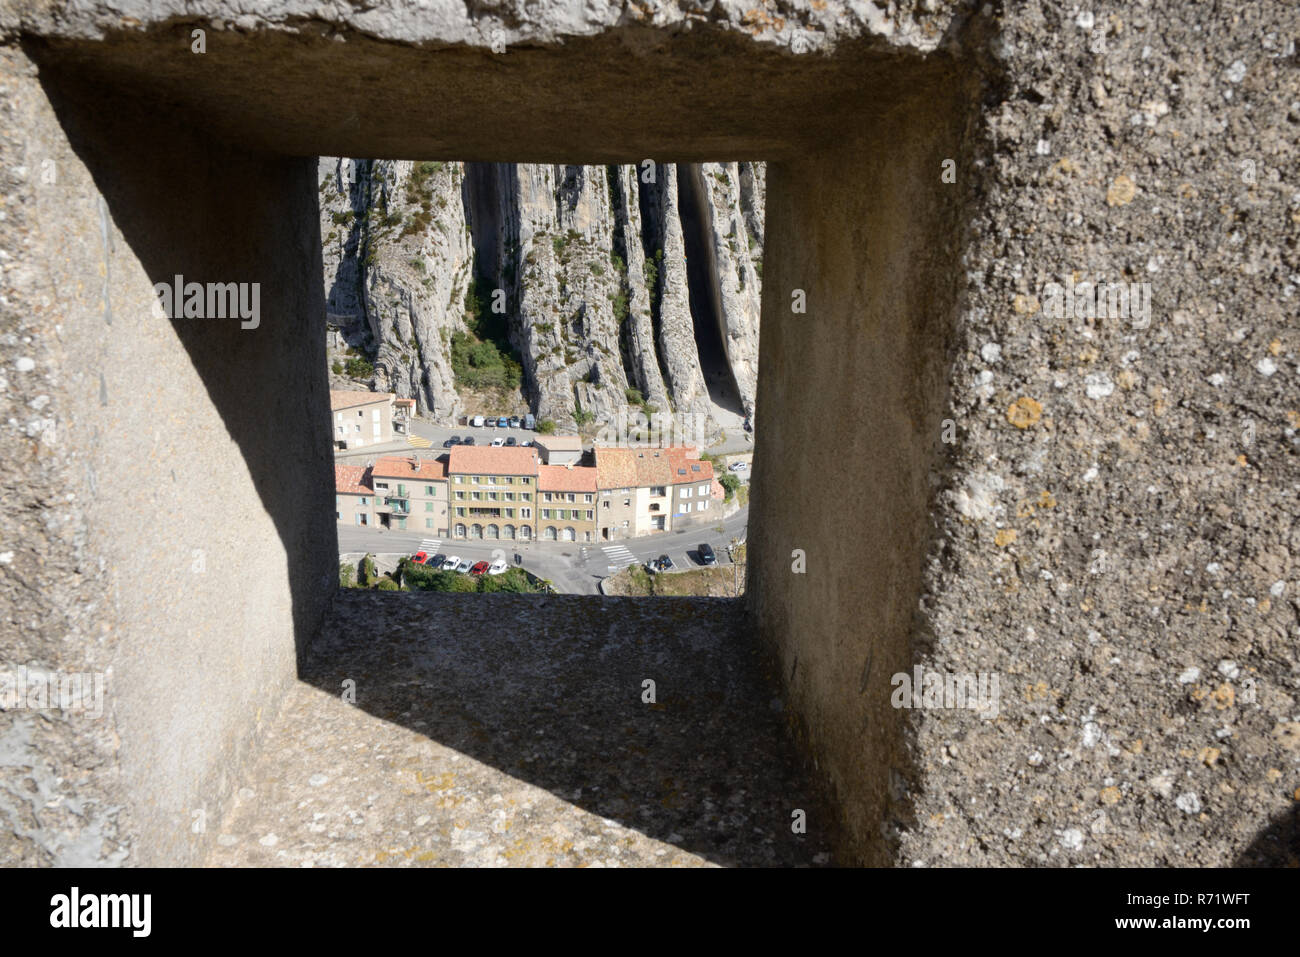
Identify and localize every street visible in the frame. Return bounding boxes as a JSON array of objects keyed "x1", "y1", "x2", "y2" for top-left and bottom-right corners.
[{"x1": 337, "y1": 504, "x2": 750, "y2": 595}]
